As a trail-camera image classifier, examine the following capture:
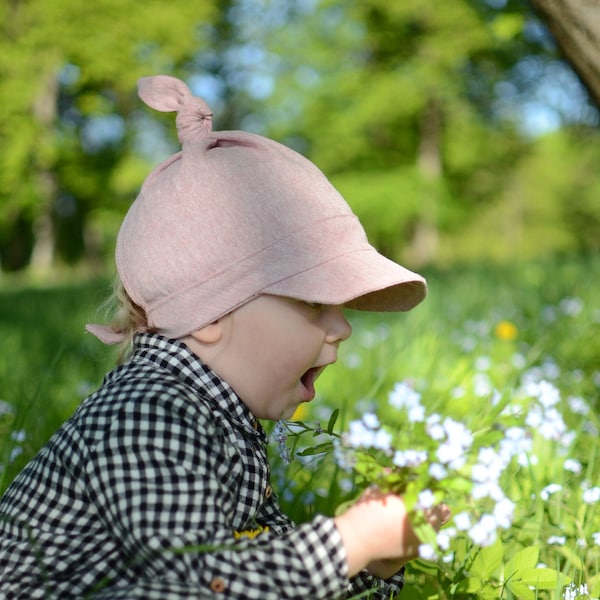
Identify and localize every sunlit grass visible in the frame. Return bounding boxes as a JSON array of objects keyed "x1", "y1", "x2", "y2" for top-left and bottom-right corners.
[{"x1": 1, "y1": 257, "x2": 599, "y2": 598}]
